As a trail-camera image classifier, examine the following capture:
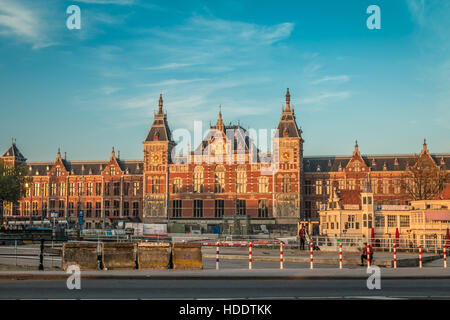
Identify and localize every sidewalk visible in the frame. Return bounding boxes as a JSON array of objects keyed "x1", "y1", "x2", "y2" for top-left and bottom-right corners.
[{"x1": 1, "y1": 267, "x2": 450, "y2": 281}]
